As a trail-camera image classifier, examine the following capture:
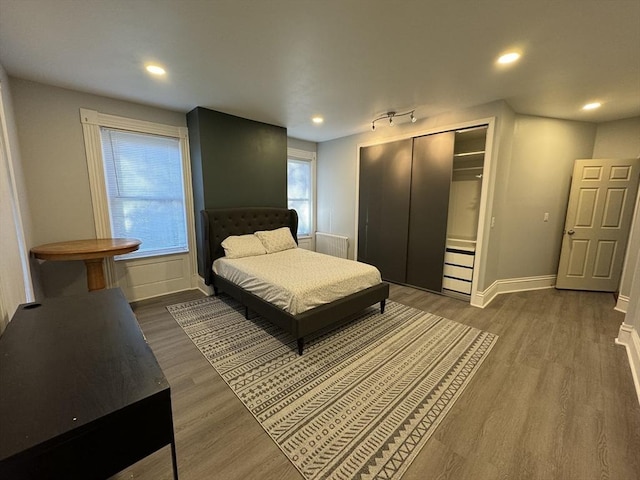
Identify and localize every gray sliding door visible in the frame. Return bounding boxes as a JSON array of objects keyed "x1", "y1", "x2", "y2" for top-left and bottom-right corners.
[
  {"x1": 358, "y1": 139, "x2": 413, "y2": 283},
  {"x1": 406, "y1": 132, "x2": 455, "y2": 292}
]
